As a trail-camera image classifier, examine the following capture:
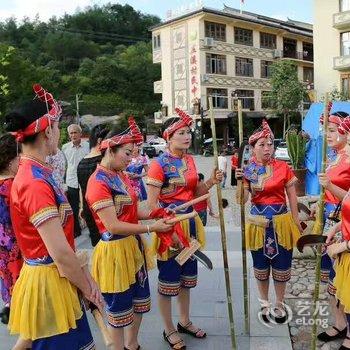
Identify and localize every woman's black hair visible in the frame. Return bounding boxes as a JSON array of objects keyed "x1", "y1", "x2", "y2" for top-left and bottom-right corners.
[
  {"x1": 198, "y1": 173, "x2": 204, "y2": 181},
  {"x1": 0, "y1": 133, "x2": 19, "y2": 173},
  {"x1": 101, "y1": 127, "x2": 128, "y2": 156},
  {"x1": 333, "y1": 111, "x2": 348, "y2": 118},
  {"x1": 89, "y1": 124, "x2": 109, "y2": 149},
  {"x1": 4, "y1": 99, "x2": 49, "y2": 144}
]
